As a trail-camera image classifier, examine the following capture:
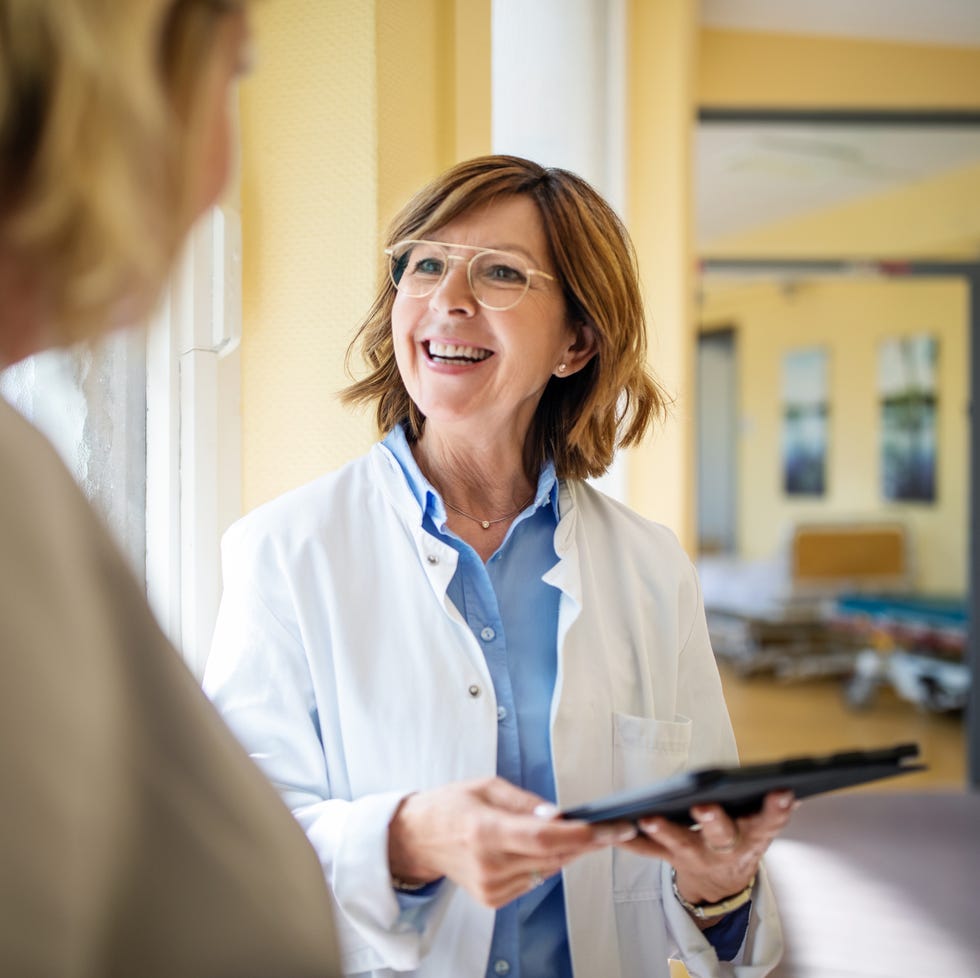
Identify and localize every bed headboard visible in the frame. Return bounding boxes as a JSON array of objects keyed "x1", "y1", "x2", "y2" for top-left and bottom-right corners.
[{"x1": 791, "y1": 522, "x2": 910, "y2": 593}]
